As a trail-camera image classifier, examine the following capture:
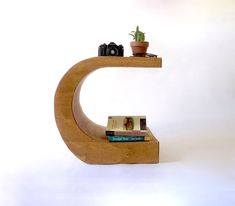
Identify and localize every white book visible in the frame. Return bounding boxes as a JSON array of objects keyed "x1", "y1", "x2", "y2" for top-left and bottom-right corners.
[{"x1": 106, "y1": 116, "x2": 148, "y2": 136}]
